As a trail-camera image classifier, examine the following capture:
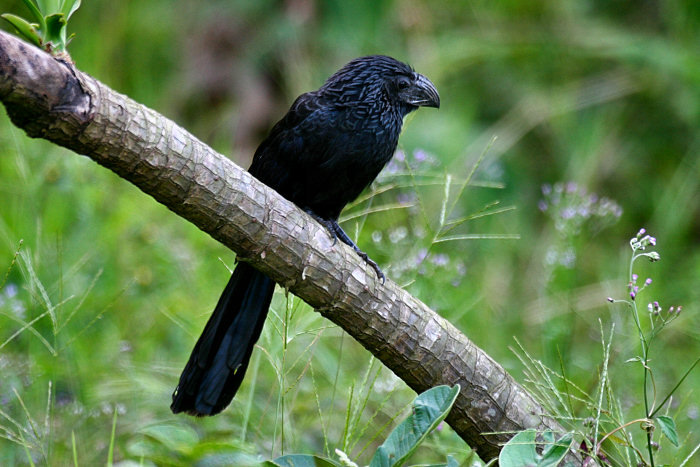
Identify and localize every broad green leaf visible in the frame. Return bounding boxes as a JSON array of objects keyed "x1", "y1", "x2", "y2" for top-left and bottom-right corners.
[
  {"x1": 61, "y1": 0, "x2": 81, "y2": 20},
  {"x1": 43, "y1": 12, "x2": 66, "y2": 47},
  {"x1": 656, "y1": 416, "x2": 679, "y2": 447},
  {"x1": 36, "y1": 0, "x2": 58, "y2": 15},
  {"x1": 1, "y1": 14, "x2": 42, "y2": 47},
  {"x1": 138, "y1": 423, "x2": 199, "y2": 453},
  {"x1": 125, "y1": 439, "x2": 158, "y2": 458},
  {"x1": 499, "y1": 429, "x2": 538, "y2": 467},
  {"x1": 418, "y1": 455, "x2": 461, "y2": 467},
  {"x1": 274, "y1": 454, "x2": 342, "y2": 467},
  {"x1": 501, "y1": 430, "x2": 572, "y2": 467},
  {"x1": 369, "y1": 384, "x2": 460, "y2": 467},
  {"x1": 542, "y1": 430, "x2": 555, "y2": 444},
  {"x1": 19, "y1": 0, "x2": 45, "y2": 28},
  {"x1": 539, "y1": 432, "x2": 573, "y2": 467},
  {"x1": 198, "y1": 453, "x2": 278, "y2": 466}
]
